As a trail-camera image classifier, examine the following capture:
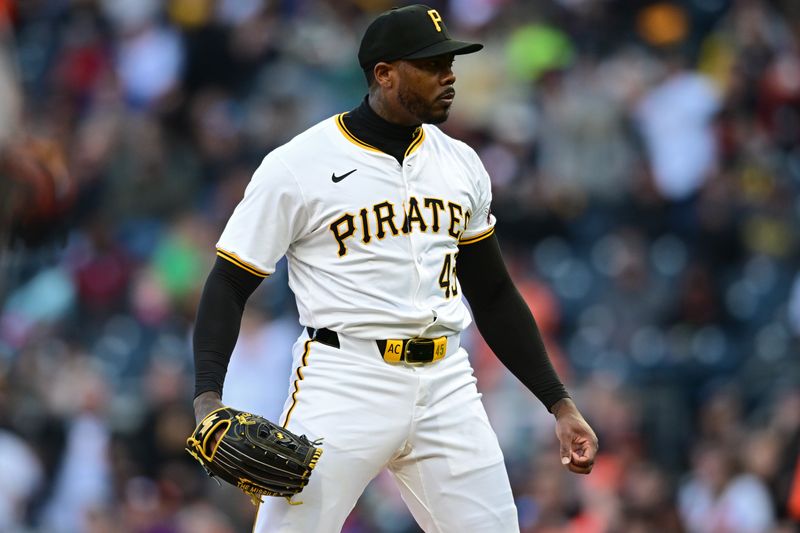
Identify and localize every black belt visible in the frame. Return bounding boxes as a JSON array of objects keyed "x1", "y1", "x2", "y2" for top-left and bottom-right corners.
[
  {"x1": 307, "y1": 327, "x2": 448, "y2": 364},
  {"x1": 307, "y1": 327, "x2": 340, "y2": 349}
]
